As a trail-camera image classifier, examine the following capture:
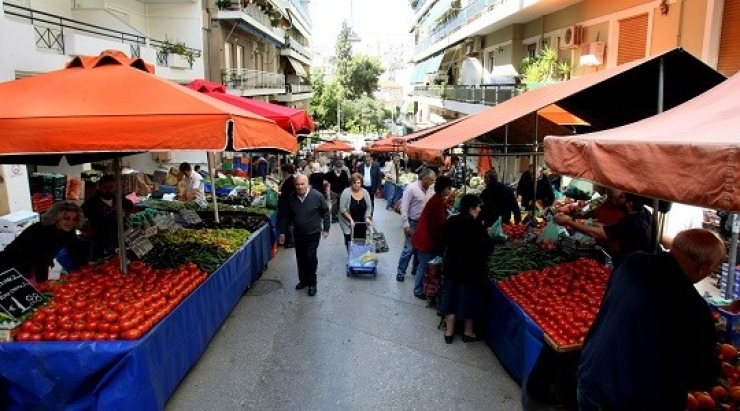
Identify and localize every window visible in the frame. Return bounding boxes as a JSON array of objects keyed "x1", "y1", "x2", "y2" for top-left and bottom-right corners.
[
  {"x1": 236, "y1": 45, "x2": 244, "y2": 71},
  {"x1": 617, "y1": 14, "x2": 648, "y2": 65},
  {"x1": 527, "y1": 43, "x2": 537, "y2": 59},
  {"x1": 487, "y1": 51, "x2": 496, "y2": 73},
  {"x1": 224, "y1": 42, "x2": 232, "y2": 70},
  {"x1": 718, "y1": 0, "x2": 740, "y2": 76}
]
